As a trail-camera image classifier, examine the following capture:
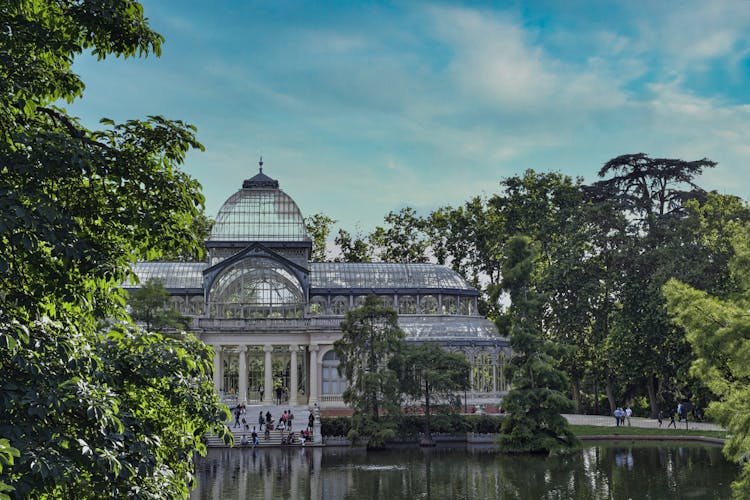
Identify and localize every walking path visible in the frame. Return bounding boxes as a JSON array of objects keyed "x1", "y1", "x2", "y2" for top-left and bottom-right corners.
[{"x1": 562, "y1": 414, "x2": 724, "y2": 432}]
